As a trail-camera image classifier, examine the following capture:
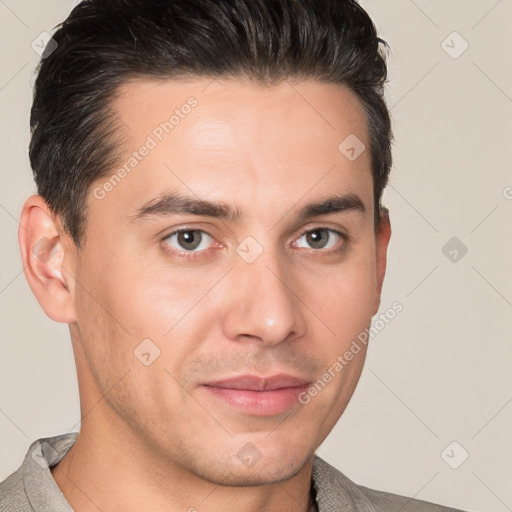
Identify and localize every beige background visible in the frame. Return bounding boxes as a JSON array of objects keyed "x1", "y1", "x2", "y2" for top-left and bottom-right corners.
[{"x1": 1, "y1": 1, "x2": 511, "y2": 511}]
